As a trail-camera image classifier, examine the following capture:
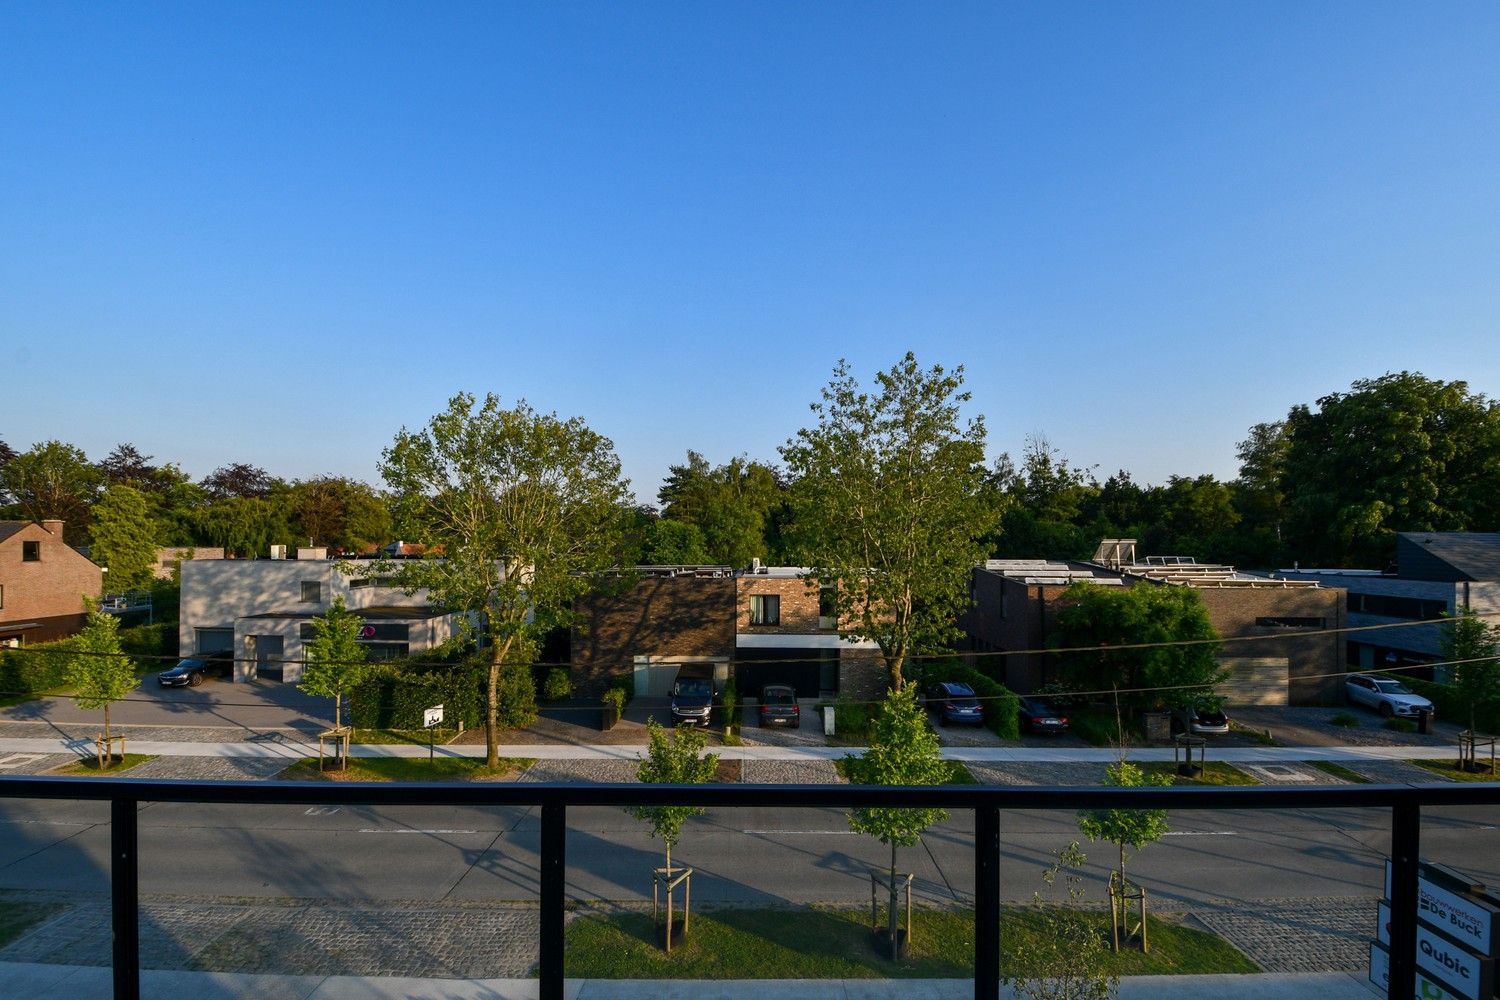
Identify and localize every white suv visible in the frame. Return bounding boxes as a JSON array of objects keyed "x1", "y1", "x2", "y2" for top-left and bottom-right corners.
[{"x1": 1344, "y1": 674, "x2": 1434, "y2": 718}]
